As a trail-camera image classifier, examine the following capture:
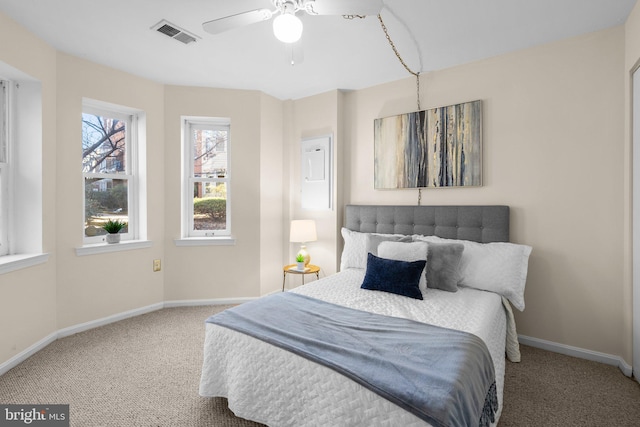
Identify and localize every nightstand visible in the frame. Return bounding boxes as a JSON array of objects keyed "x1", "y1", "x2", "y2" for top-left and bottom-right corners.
[{"x1": 282, "y1": 264, "x2": 320, "y2": 291}]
